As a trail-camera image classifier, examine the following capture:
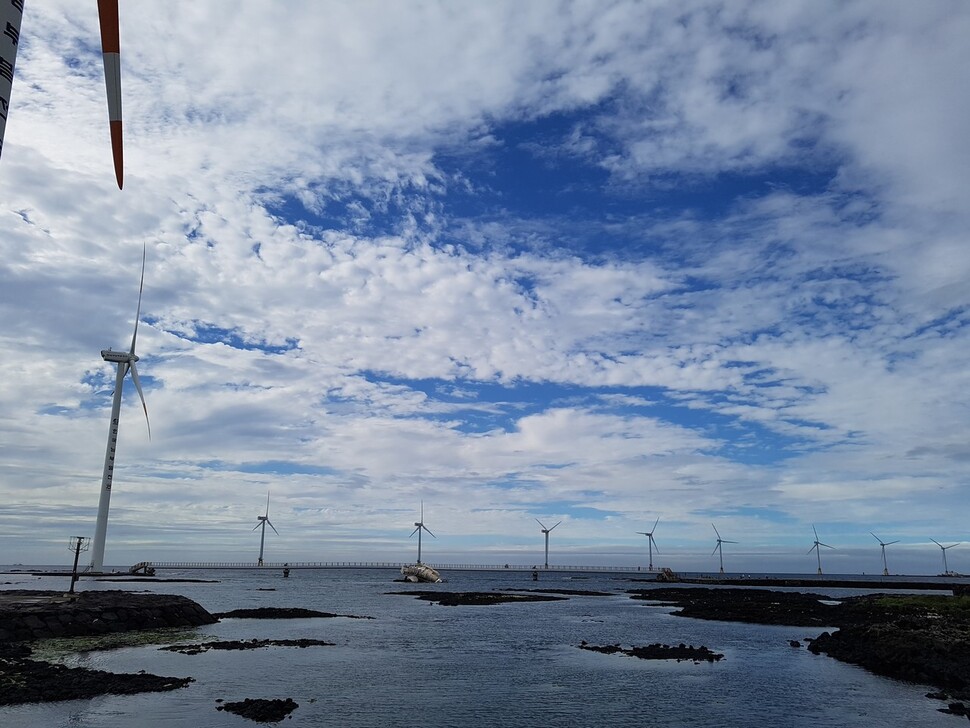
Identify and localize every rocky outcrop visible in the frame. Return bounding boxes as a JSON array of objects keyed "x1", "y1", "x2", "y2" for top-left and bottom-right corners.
[
  {"x1": 388, "y1": 590, "x2": 568, "y2": 606},
  {"x1": 216, "y1": 697, "x2": 299, "y2": 723},
  {"x1": 0, "y1": 590, "x2": 217, "y2": 642}
]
